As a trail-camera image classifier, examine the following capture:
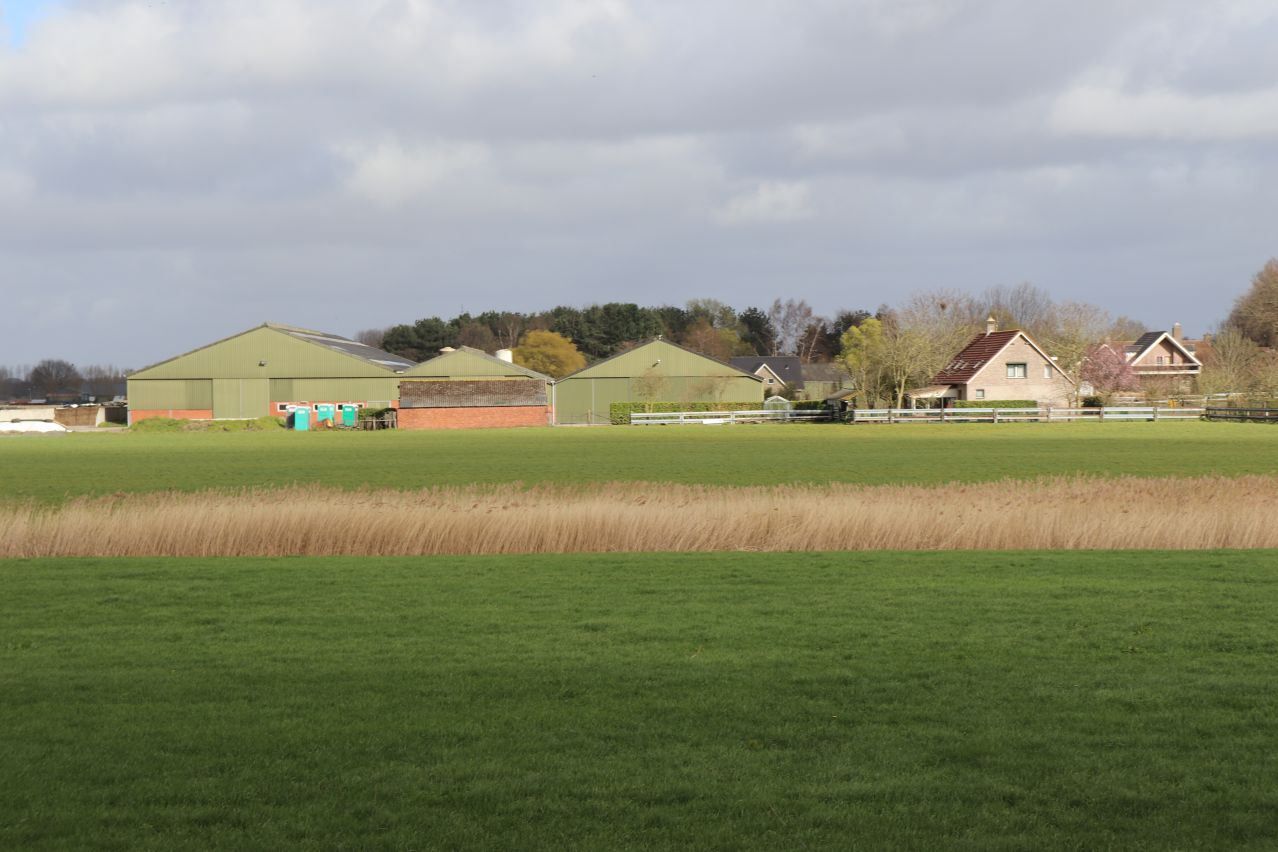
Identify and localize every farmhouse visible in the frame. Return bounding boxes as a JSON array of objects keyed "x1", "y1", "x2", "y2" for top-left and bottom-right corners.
[
  {"x1": 914, "y1": 318, "x2": 1074, "y2": 407},
  {"x1": 553, "y1": 338, "x2": 764, "y2": 424},
  {"x1": 398, "y1": 347, "x2": 552, "y2": 429},
  {"x1": 730, "y1": 356, "x2": 803, "y2": 397},
  {"x1": 127, "y1": 323, "x2": 413, "y2": 424},
  {"x1": 1123, "y1": 323, "x2": 1202, "y2": 390}
]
